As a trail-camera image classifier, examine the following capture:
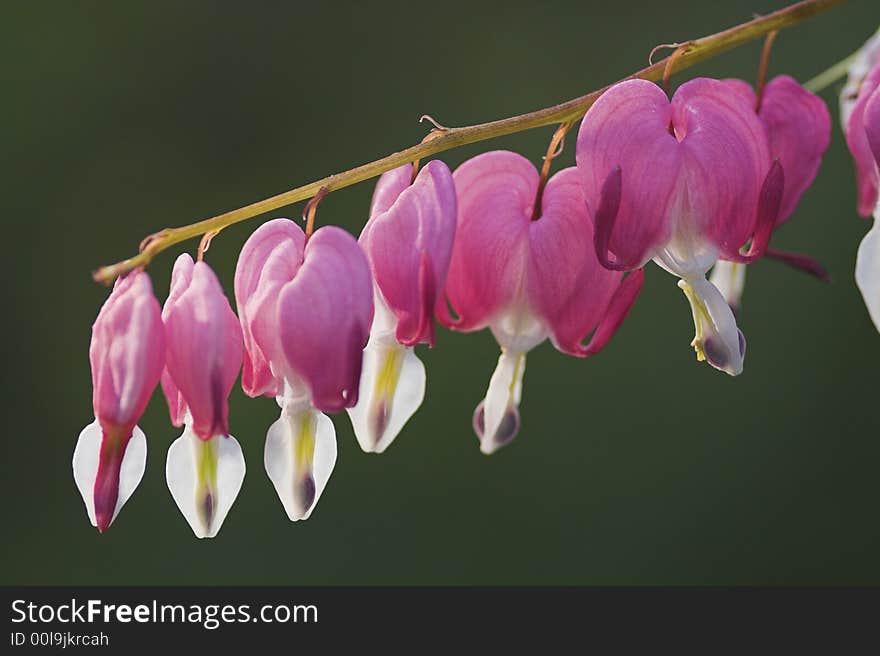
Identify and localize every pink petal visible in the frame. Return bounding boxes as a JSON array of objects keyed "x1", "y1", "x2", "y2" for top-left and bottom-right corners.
[
  {"x1": 160, "y1": 254, "x2": 195, "y2": 427},
  {"x1": 90, "y1": 271, "x2": 165, "y2": 431},
  {"x1": 160, "y1": 368, "x2": 187, "y2": 428},
  {"x1": 580, "y1": 268, "x2": 644, "y2": 355},
  {"x1": 719, "y1": 78, "x2": 757, "y2": 106},
  {"x1": 724, "y1": 159, "x2": 784, "y2": 264},
  {"x1": 671, "y1": 78, "x2": 771, "y2": 259},
  {"x1": 163, "y1": 257, "x2": 243, "y2": 440},
  {"x1": 577, "y1": 79, "x2": 681, "y2": 269},
  {"x1": 758, "y1": 76, "x2": 831, "y2": 224},
  {"x1": 525, "y1": 166, "x2": 631, "y2": 356},
  {"x1": 865, "y1": 84, "x2": 880, "y2": 174},
  {"x1": 91, "y1": 424, "x2": 130, "y2": 533},
  {"x1": 245, "y1": 230, "x2": 308, "y2": 392},
  {"x1": 369, "y1": 164, "x2": 413, "y2": 217},
  {"x1": 234, "y1": 219, "x2": 305, "y2": 397},
  {"x1": 165, "y1": 252, "x2": 195, "y2": 310},
  {"x1": 845, "y1": 66, "x2": 880, "y2": 217},
  {"x1": 277, "y1": 226, "x2": 373, "y2": 412},
  {"x1": 764, "y1": 247, "x2": 831, "y2": 282},
  {"x1": 591, "y1": 166, "x2": 625, "y2": 270},
  {"x1": 361, "y1": 160, "x2": 457, "y2": 346},
  {"x1": 442, "y1": 151, "x2": 534, "y2": 331},
  {"x1": 720, "y1": 76, "x2": 831, "y2": 225}
]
